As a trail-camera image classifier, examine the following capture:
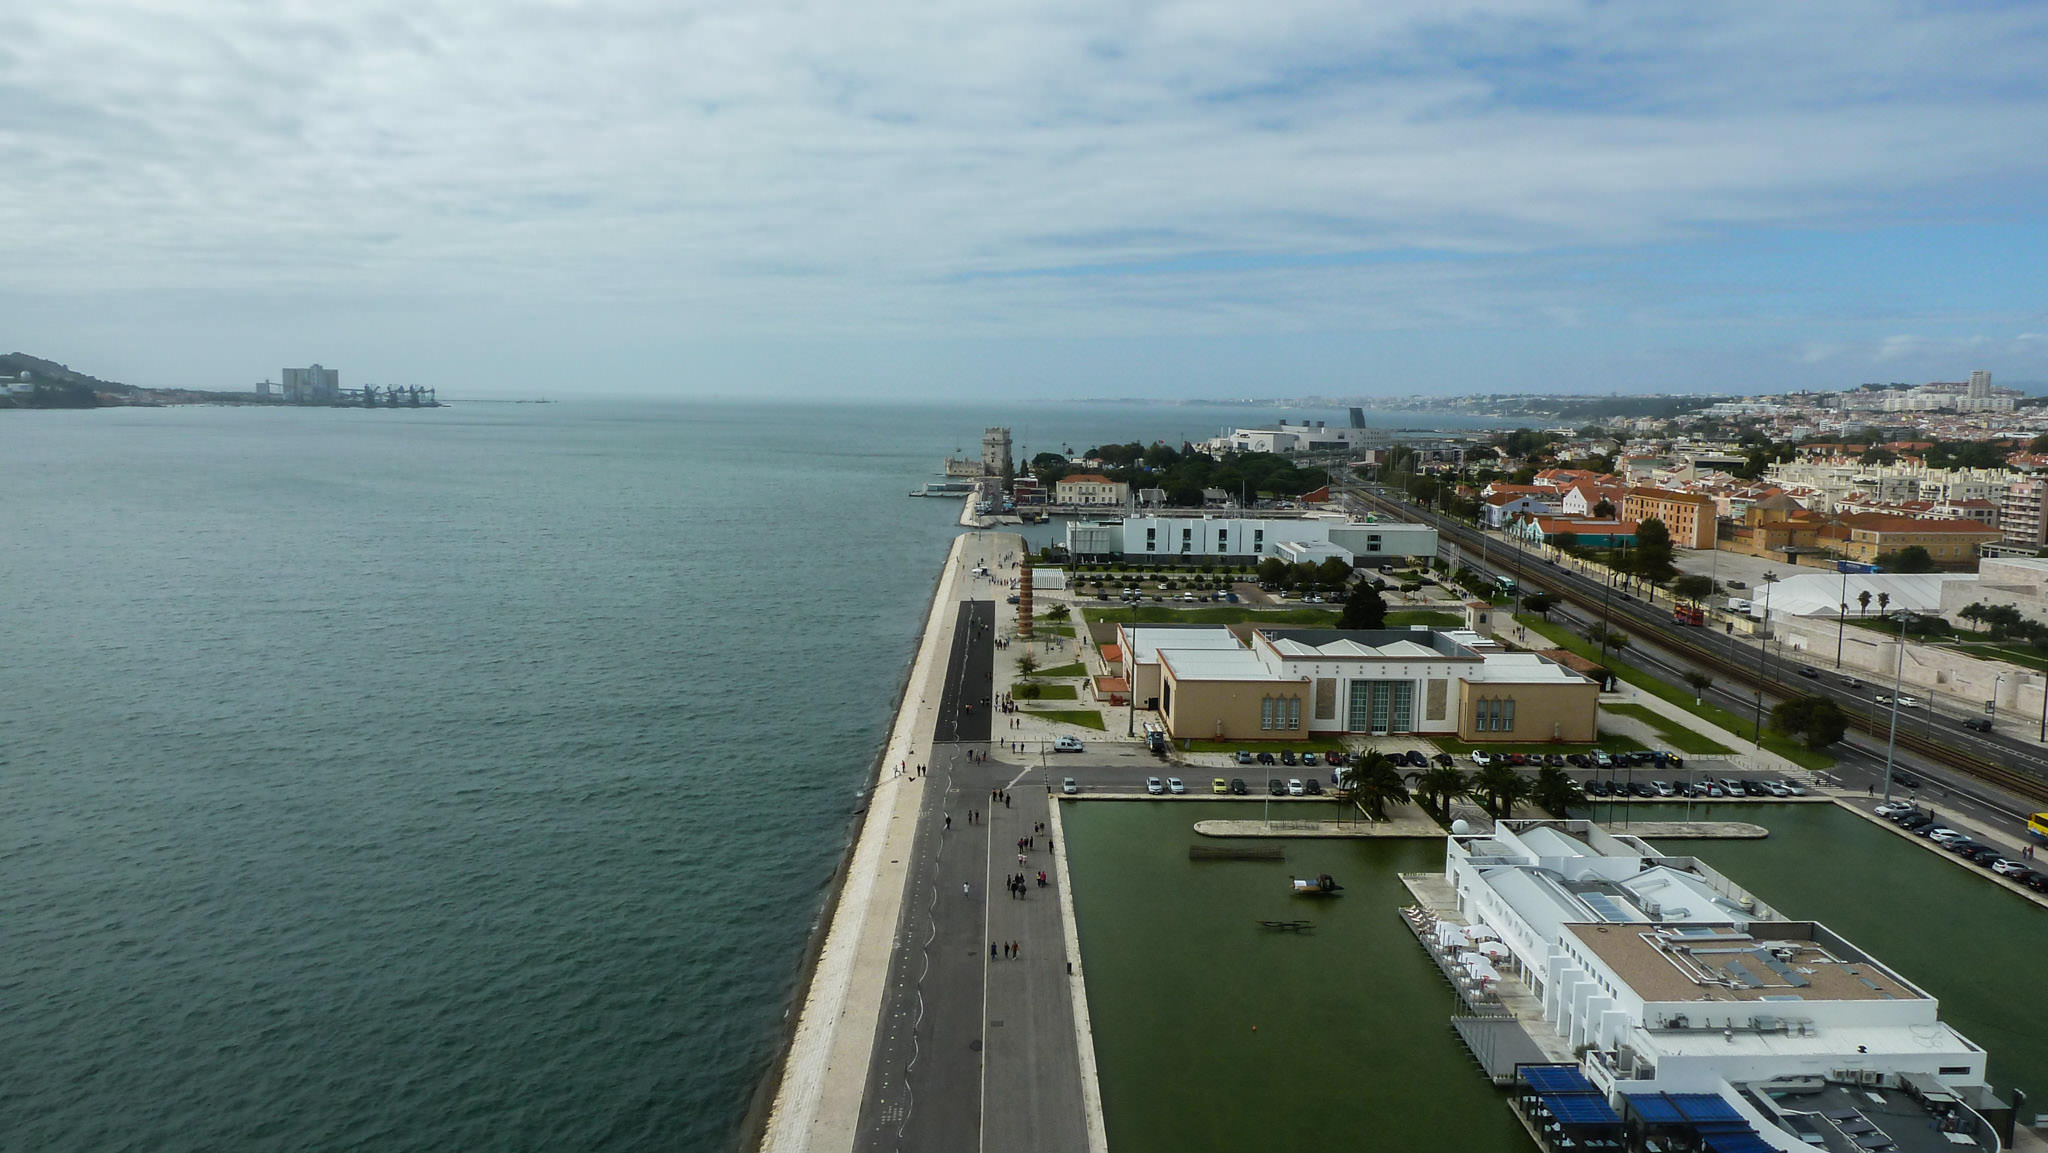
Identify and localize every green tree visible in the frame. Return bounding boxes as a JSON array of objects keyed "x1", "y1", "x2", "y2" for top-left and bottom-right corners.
[
  {"x1": 1553, "y1": 531, "x2": 1581, "y2": 555},
  {"x1": 1341, "y1": 752, "x2": 1411, "y2": 821},
  {"x1": 1770, "y1": 695, "x2": 1848, "y2": 749},
  {"x1": 1407, "y1": 763, "x2": 1470, "y2": 823},
  {"x1": 1670, "y1": 574, "x2": 1716, "y2": 602},
  {"x1": 1337, "y1": 584, "x2": 1389, "y2": 629},
  {"x1": 1472, "y1": 762, "x2": 1532, "y2": 819},
  {"x1": 1043, "y1": 604, "x2": 1070, "y2": 621},
  {"x1": 1532, "y1": 766, "x2": 1582, "y2": 817},
  {"x1": 1632, "y1": 518, "x2": 1677, "y2": 585},
  {"x1": 1592, "y1": 499, "x2": 1616, "y2": 519},
  {"x1": 1017, "y1": 651, "x2": 1039, "y2": 677},
  {"x1": 1257, "y1": 557, "x2": 1290, "y2": 585},
  {"x1": 1316, "y1": 557, "x2": 1354, "y2": 587},
  {"x1": 1522, "y1": 591, "x2": 1558, "y2": 620},
  {"x1": 1683, "y1": 670, "x2": 1714, "y2": 705},
  {"x1": 1603, "y1": 631, "x2": 1630, "y2": 656},
  {"x1": 1290, "y1": 562, "x2": 1320, "y2": 589},
  {"x1": 1960, "y1": 602, "x2": 1987, "y2": 633},
  {"x1": 1874, "y1": 546, "x2": 1936, "y2": 573}
]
